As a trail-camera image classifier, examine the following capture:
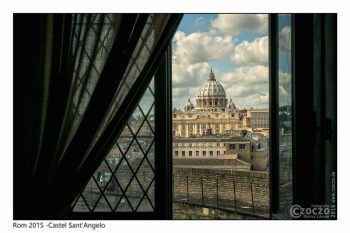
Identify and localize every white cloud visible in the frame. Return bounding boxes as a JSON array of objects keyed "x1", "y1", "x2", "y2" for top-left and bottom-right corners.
[
  {"x1": 172, "y1": 62, "x2": 211, "y2": 109},
  {"x1": 278, "y1": 70, "x2": 292, "y2": 106},
  {"x1": 172, "y1": 62, "x2": 210, "y2": 88},
  {"x1": 195, "y1": 16, "x2": 205, "y2": 26},
  {"x1": 172, "y1": 29, "x2": 235, "y2": 109},
  {"x1": 172, "y1": 31, "x2": 234, "y2": 65},
  {"x1": 211, "y1": 14, "x2": 268, "y2": 36},
  {"x1": 172, "y1": 14, "x2": 271, "y2": 110},
  {"x1": 230, "y1": 36, "x2": 268, "y2": 66},
  {"x1": 279, "y1": 26, "x2": 291, "y2": 53},
  {"x1": 279, "y1": 70, "x2": 291, "y2": 86},
  {"x1": 219, "y1": 66, "x2": 269, "y2": 109}
]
